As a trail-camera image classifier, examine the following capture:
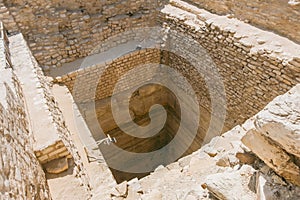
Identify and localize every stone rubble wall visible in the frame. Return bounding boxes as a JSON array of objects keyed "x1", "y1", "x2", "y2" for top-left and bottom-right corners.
[
  {"x1": 183, "y1": 0, "x2": 300, "y2": 44},
  {"x1": 0, "y1": 22, "x2": 11, "y2": 69},
  {"x1": 1, "y1": 0, "x2": 167, "y2": 68},
  {"x1": 0, "y1": 32, "x2": 51, "y2": 199},
  {"x1": 159, "y1": 0, "x2": 300, "y2": 129},
  {"x1": 9, "y1": 33, "x2": 92, "y2": 194}
]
